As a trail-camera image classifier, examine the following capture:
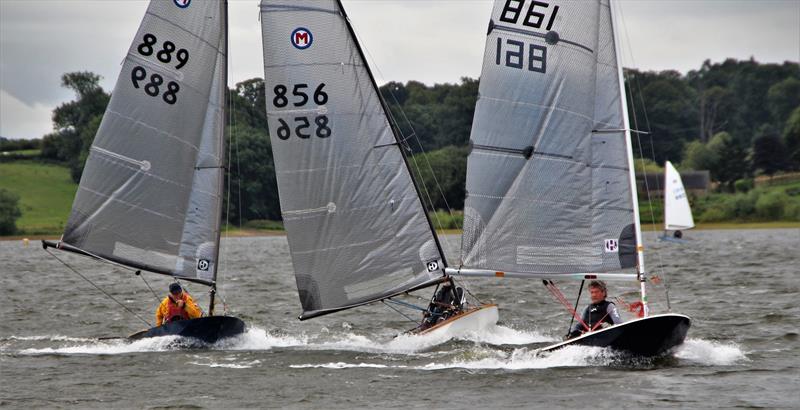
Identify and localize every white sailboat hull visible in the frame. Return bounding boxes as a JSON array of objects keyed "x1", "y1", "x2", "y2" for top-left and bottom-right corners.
[{"x1": 413, "y1": 304, "x2": 499, "y2": 338}]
